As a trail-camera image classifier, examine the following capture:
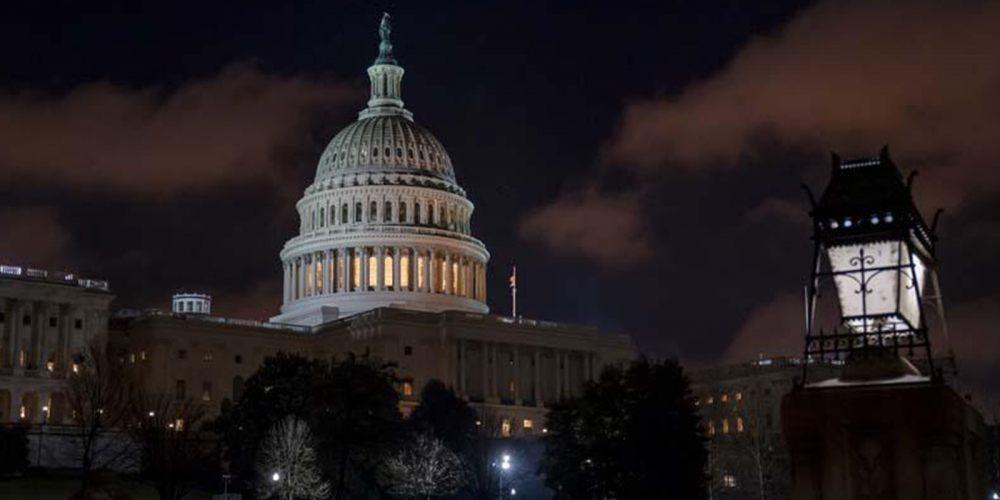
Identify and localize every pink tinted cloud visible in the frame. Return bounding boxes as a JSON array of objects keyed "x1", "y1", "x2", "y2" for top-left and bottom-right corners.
[
  {"x1": 0, "y1": 63, "x2": 354, "y2": 195},
  {"x1": 519, "y1": 187, "x2": 651, "y2": 268},
  {"x1": 0, "y1": 207, "x2": 70, "y2": 269},
  {"x1": 609, "y1": 0, "x2": 1000, "y2": 210}
]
